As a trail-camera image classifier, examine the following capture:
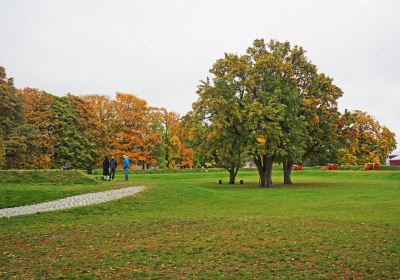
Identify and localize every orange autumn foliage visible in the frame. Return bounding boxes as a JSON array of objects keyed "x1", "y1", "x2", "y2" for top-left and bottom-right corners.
[
  {"x1": 164, "y1": 112, "x2": 194, "y2": 168},
  {"x1": 111, "y1": 93, "x2": 162, "y2": 168},
  {"x1": 17, "y1": 88, "x2": 57, "y2": 168}
]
